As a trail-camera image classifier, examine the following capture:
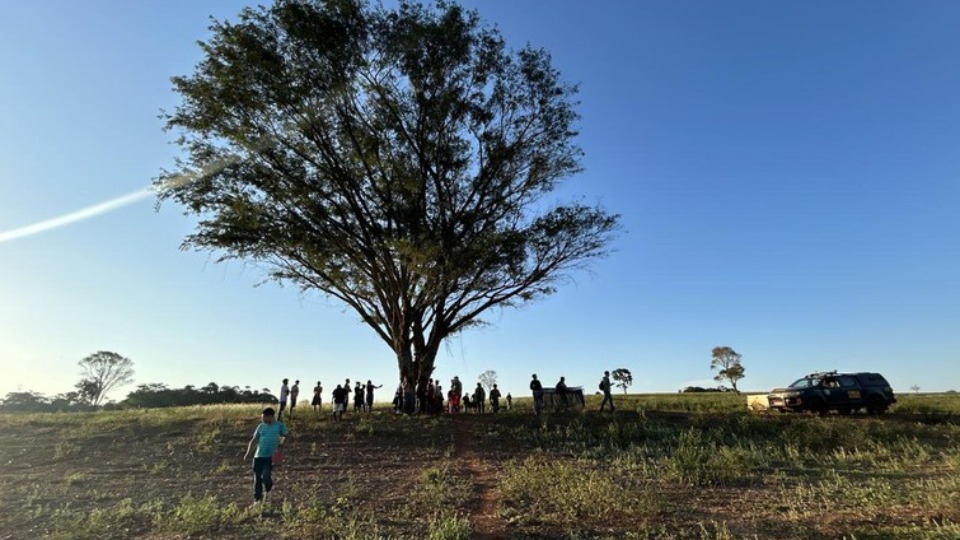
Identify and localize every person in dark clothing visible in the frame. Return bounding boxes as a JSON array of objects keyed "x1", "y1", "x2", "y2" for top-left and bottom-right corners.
[
  {"x1": 489, "y1": 384, "x2": 502, "y2": 413},
  {"x1": 364, "y1": 380, "x2": 382, "y2": 412},
  {"x1": 506, "y1": 393, "x2": 512, "y2": 410},
  {"x1": 332, "y1": 384, "x2": 347, "y2": 421},
  {"x1": 311, "y1": 381, "x2": 323, "y2": 415},
  {"x1": 343, "y1": 379, "x2": 352, "y2": 415},
  {"x1": 599, "y1": 370, "x2": 615, "y2": 412},
  {"x1": 530, "y1": 374, "x2": 544, "y2": 415},
  {"x1": 474, "y1": 383, "x2": 486, "y2": 414},
  {"x1": 555, "y1": 376, "x2": 569, "y2": 411},
  {"x1": 354, "y1": 381, "x2": 364, "y2": 412}
]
